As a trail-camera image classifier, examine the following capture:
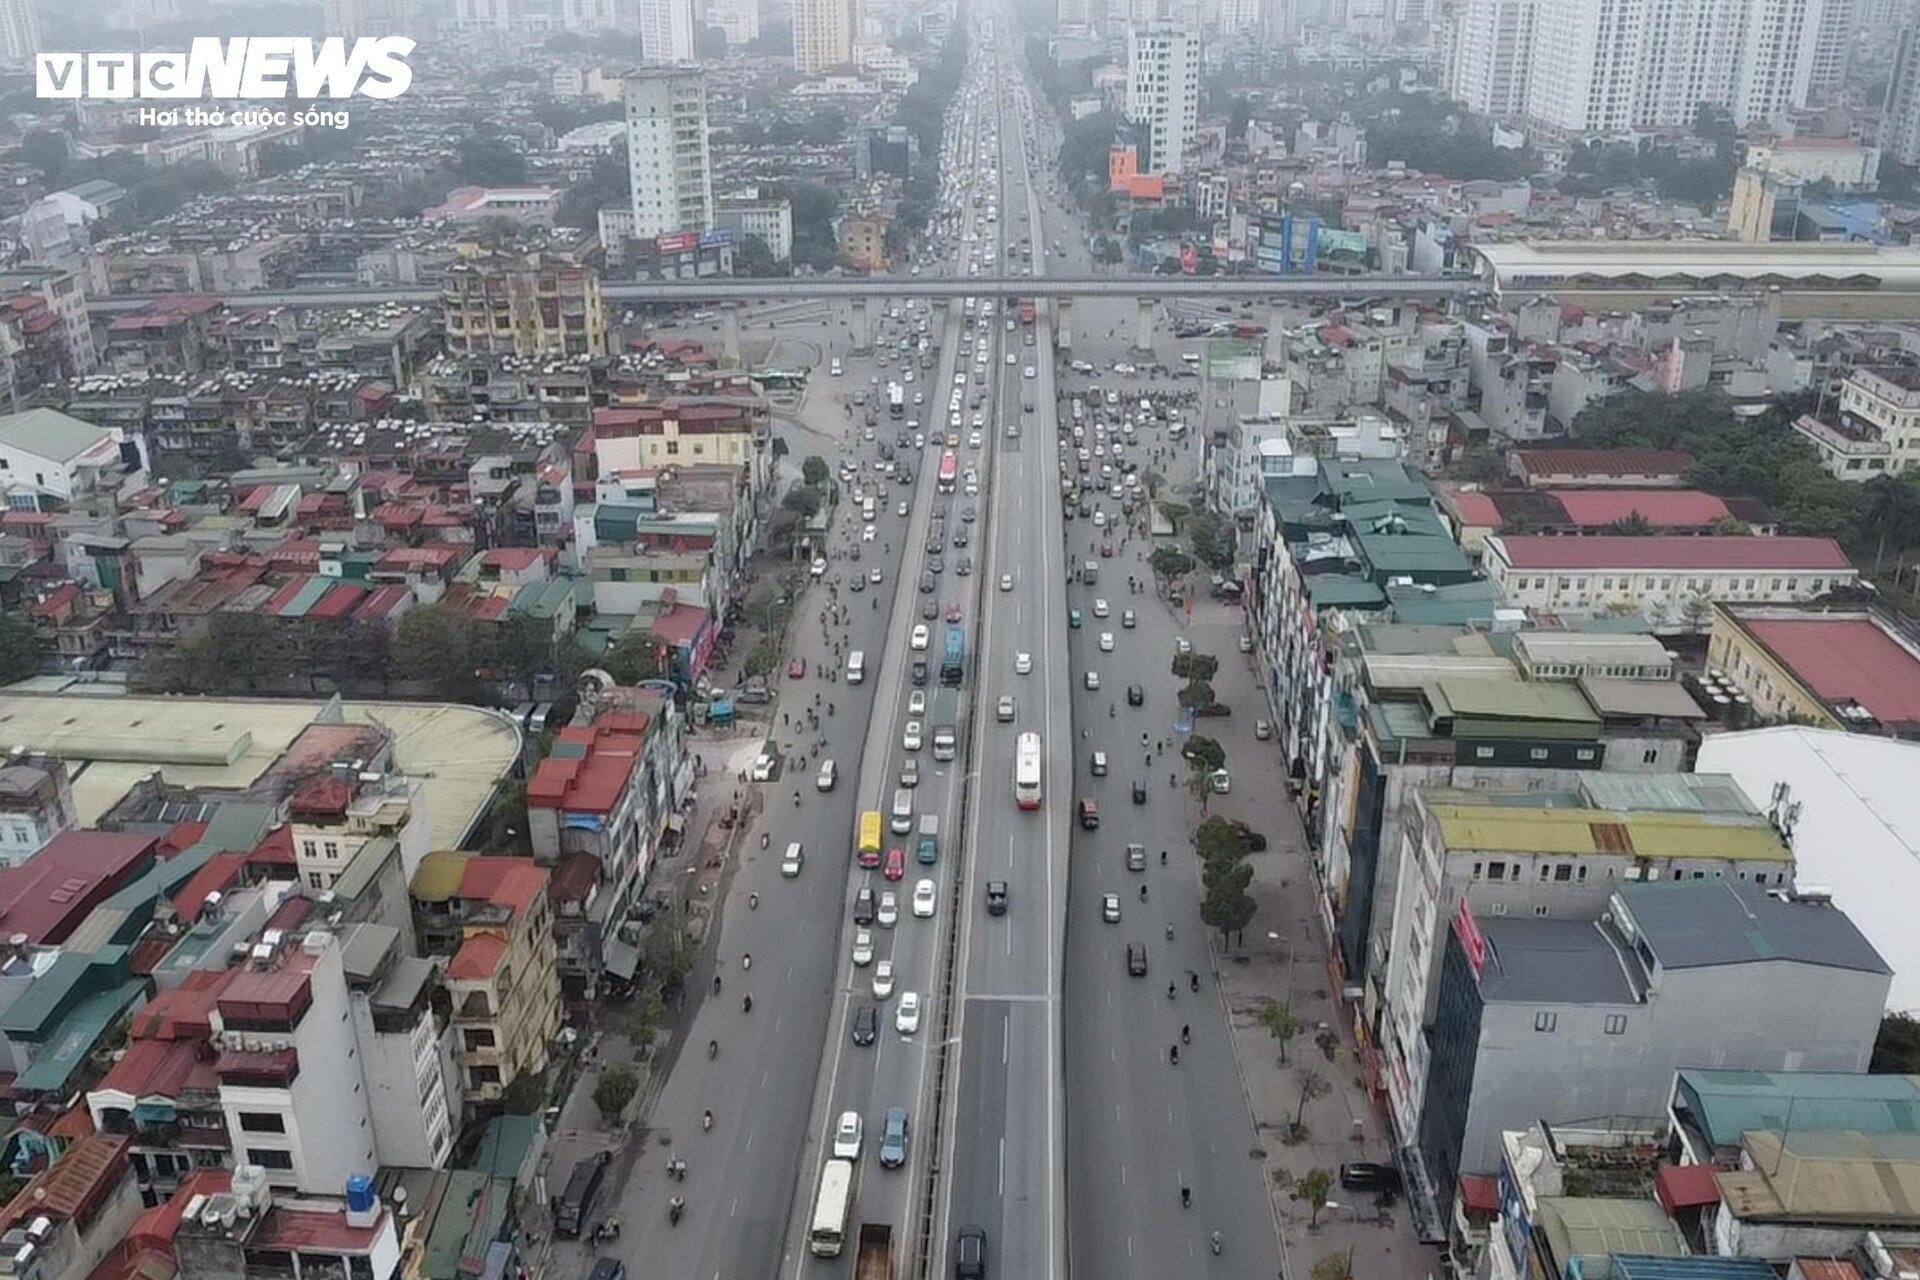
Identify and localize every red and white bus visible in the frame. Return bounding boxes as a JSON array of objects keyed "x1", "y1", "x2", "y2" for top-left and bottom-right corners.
[
  {"x1": 1014, "y1": 732, "x2": 1042, "y2": 809},
  {"x1": 937, "y1": 450, "x2": 959, "y2": 494}
]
